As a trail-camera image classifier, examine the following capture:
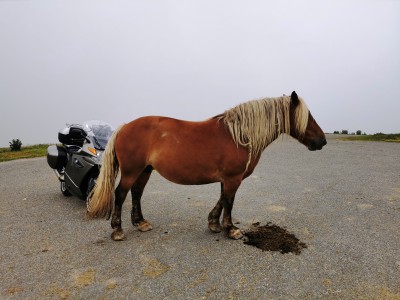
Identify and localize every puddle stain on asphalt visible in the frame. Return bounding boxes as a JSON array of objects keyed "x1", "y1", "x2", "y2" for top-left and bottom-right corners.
[
  {"x1": 140, "y1": 255, "x2": 171, "y2": 278},
  {"x1": 74, "y1": 268, "x2": 96, "y2": 287}
]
